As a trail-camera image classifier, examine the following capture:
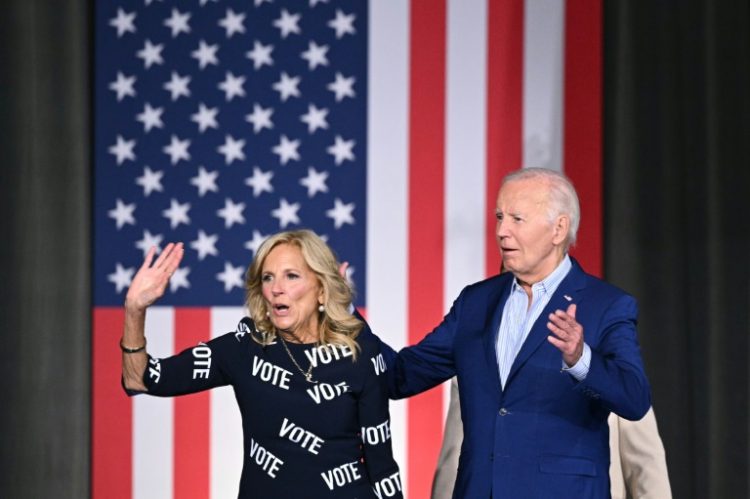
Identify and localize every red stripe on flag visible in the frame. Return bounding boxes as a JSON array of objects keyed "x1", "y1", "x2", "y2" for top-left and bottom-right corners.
[
  {"x1": 173, "y1": 308, "x2": 211, "y2": 499},
  {"x1": 485, "y1": 0, "x2": 524, "y2": 277},
  {"x1": 408, "y1": 0, "x2": 446, "y2": 497},
  {"x1": 564, "y1": 0, "x2": 603, "y2": 277},
  {"x1": 92, "y1": 308, "x2": 131, "y2": 499}
]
